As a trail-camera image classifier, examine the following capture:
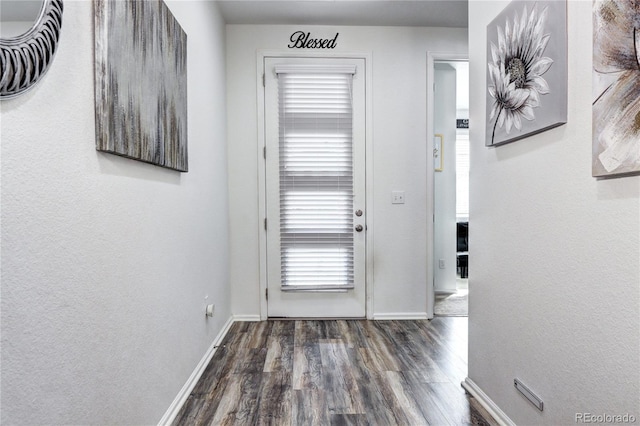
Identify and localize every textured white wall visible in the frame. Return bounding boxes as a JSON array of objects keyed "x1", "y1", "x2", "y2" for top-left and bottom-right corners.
[
  {"x1": 226, "y1": 25, "x2": 468, "y2": 318},
  {"x1": 434, "y1": 63, "x2": 458, "y2": 293},
  {"x1": 0, "y1": 1, "x2": 230, "y2": 424},
  {"x1": 468, "y1": 1, "x2": 640, "y2": 423}
]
